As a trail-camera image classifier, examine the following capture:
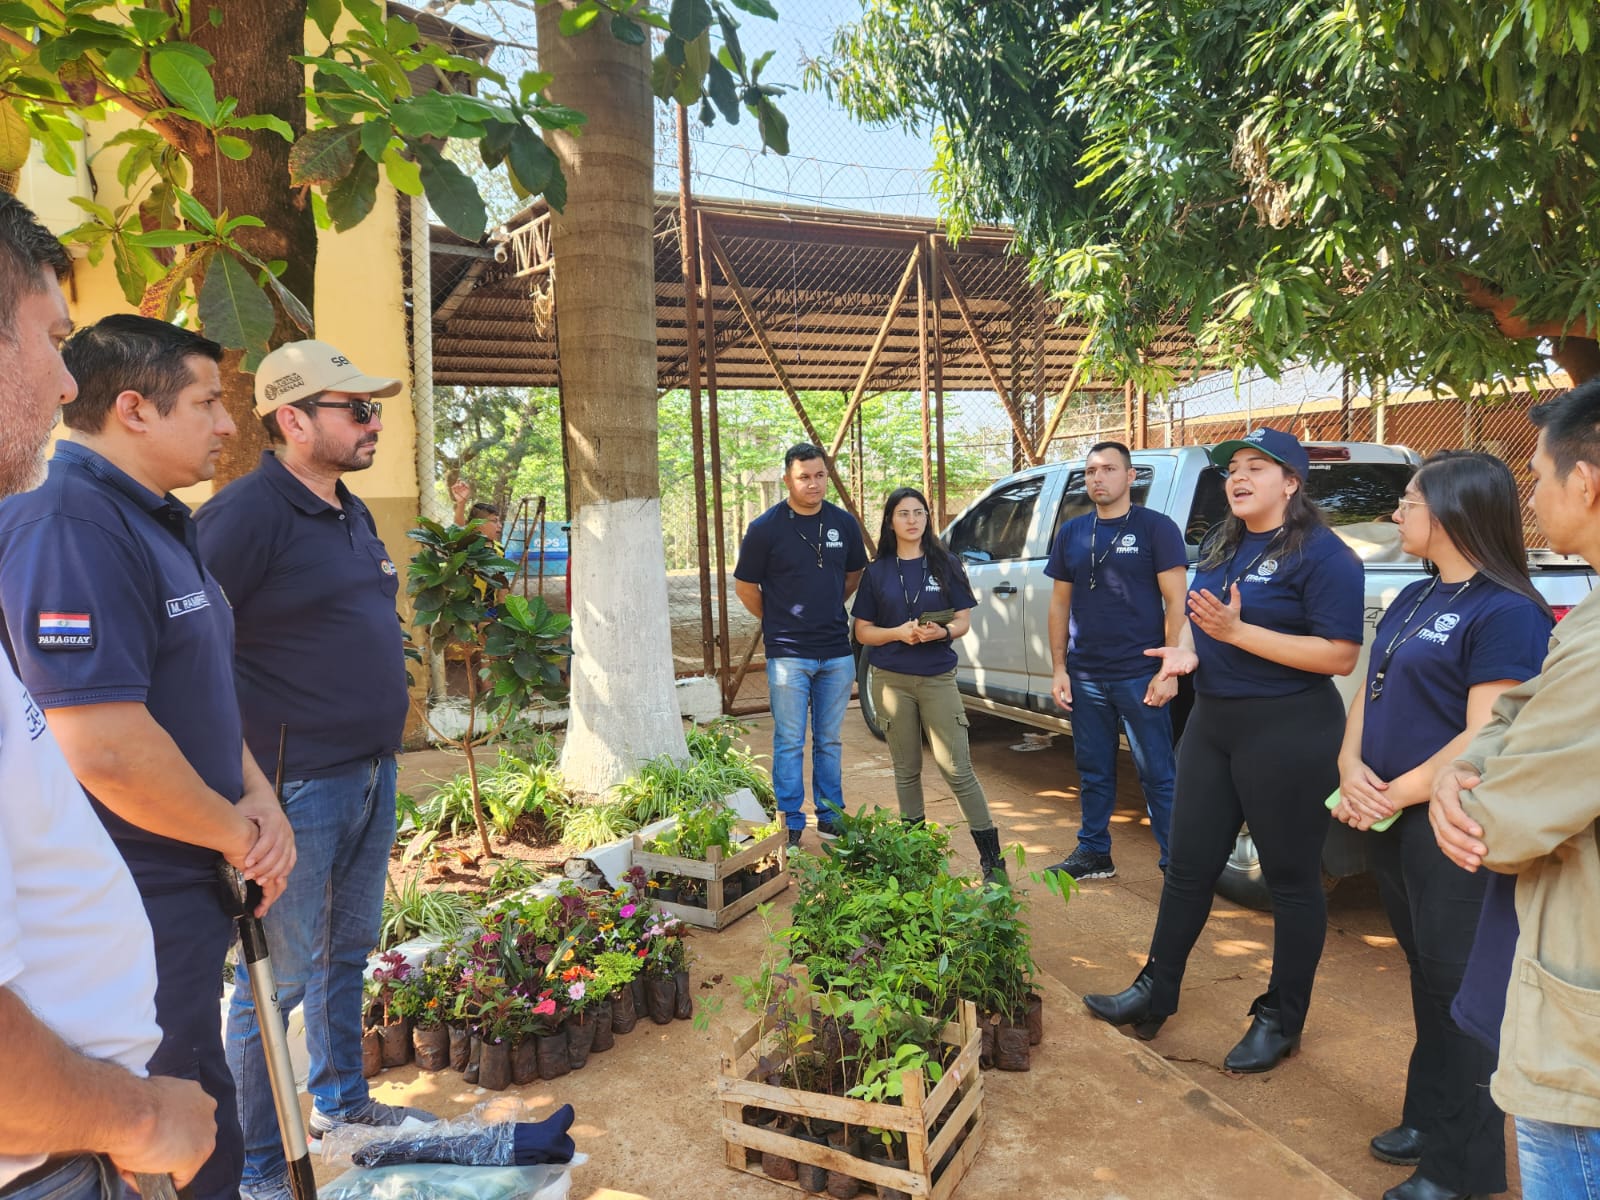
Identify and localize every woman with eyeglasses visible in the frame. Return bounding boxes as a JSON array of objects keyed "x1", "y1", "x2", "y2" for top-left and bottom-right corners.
[
  {"x1": 1082, "y1": 427, "x2": 1364, "y2": 1073},
  {"x1": 1333, "y1": 452, "x2": 1552, "y2": 1200},
  {"x1": 852, "y1": 486, "x2": 1006, "y2": 882}
]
